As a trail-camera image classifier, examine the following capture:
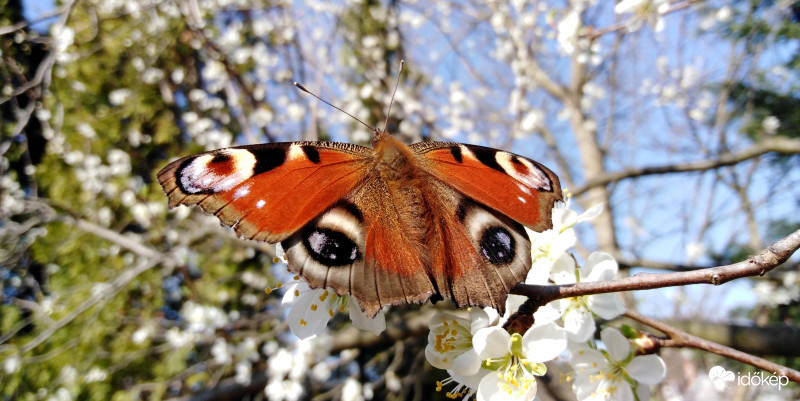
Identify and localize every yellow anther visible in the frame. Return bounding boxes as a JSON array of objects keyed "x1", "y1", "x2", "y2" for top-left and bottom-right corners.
[{"x1": 310, "y1": 304, "x2": 318, "y2": 311}]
